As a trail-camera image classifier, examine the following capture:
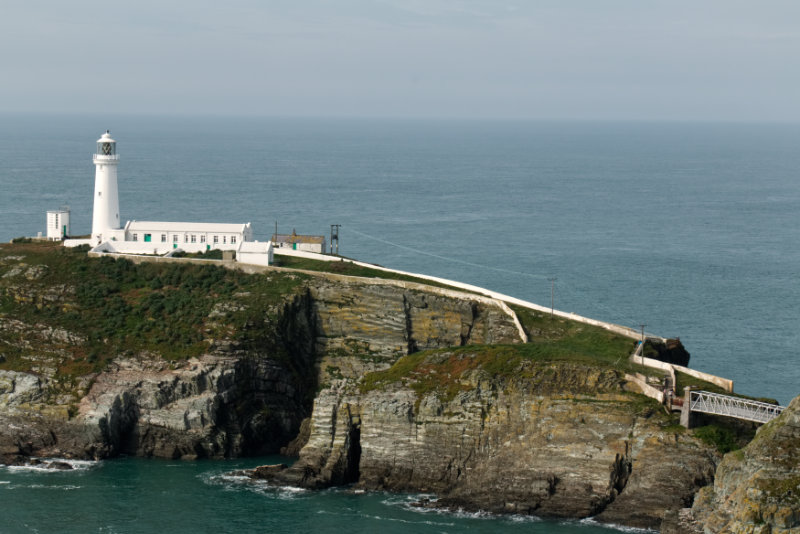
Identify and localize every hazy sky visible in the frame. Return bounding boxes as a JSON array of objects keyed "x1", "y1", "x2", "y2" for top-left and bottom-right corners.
[{"x1": 2, "y1": 0, "x2": 799, "y2": 121}]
